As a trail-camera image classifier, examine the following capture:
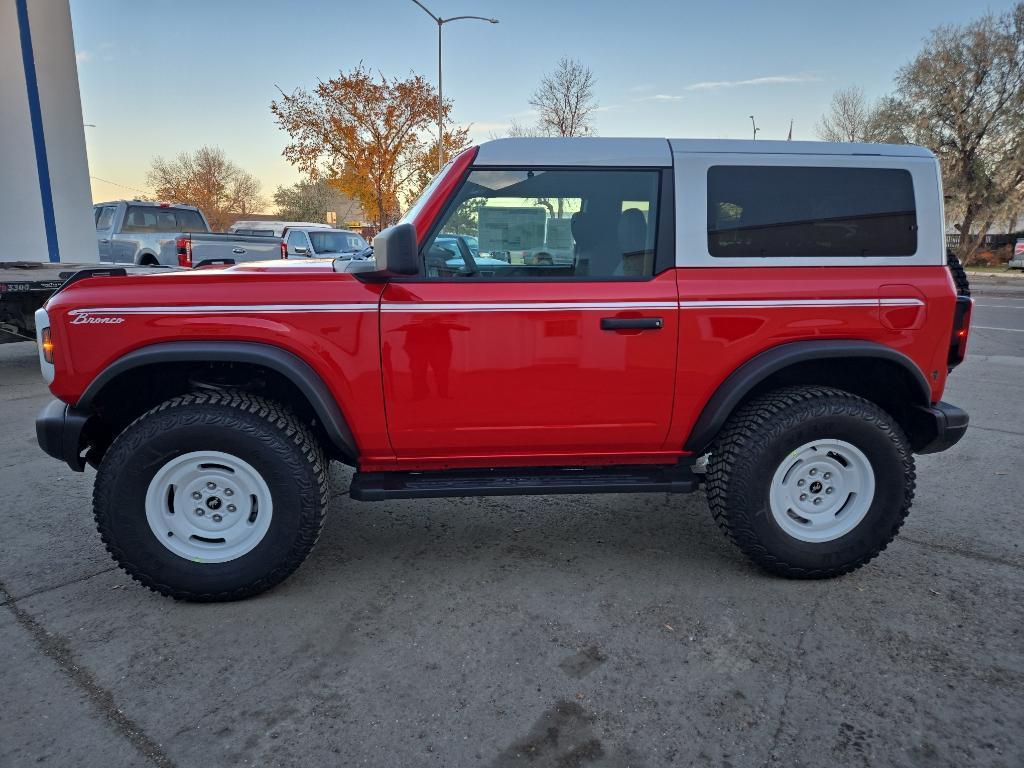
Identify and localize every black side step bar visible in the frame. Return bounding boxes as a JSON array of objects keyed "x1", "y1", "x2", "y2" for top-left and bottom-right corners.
[{"x1": 349, "y1": 464, "x2": 700, "y2": 502}]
